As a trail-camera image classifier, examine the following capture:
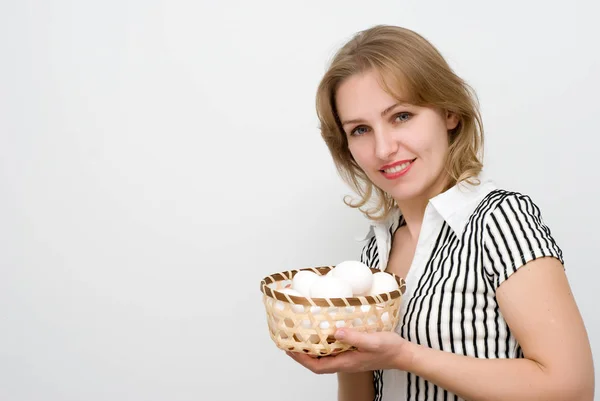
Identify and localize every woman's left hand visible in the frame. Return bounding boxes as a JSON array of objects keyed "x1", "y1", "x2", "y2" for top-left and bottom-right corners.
[{"x1": 286, "y1": 328, "x2": 412, "y2": 374}]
